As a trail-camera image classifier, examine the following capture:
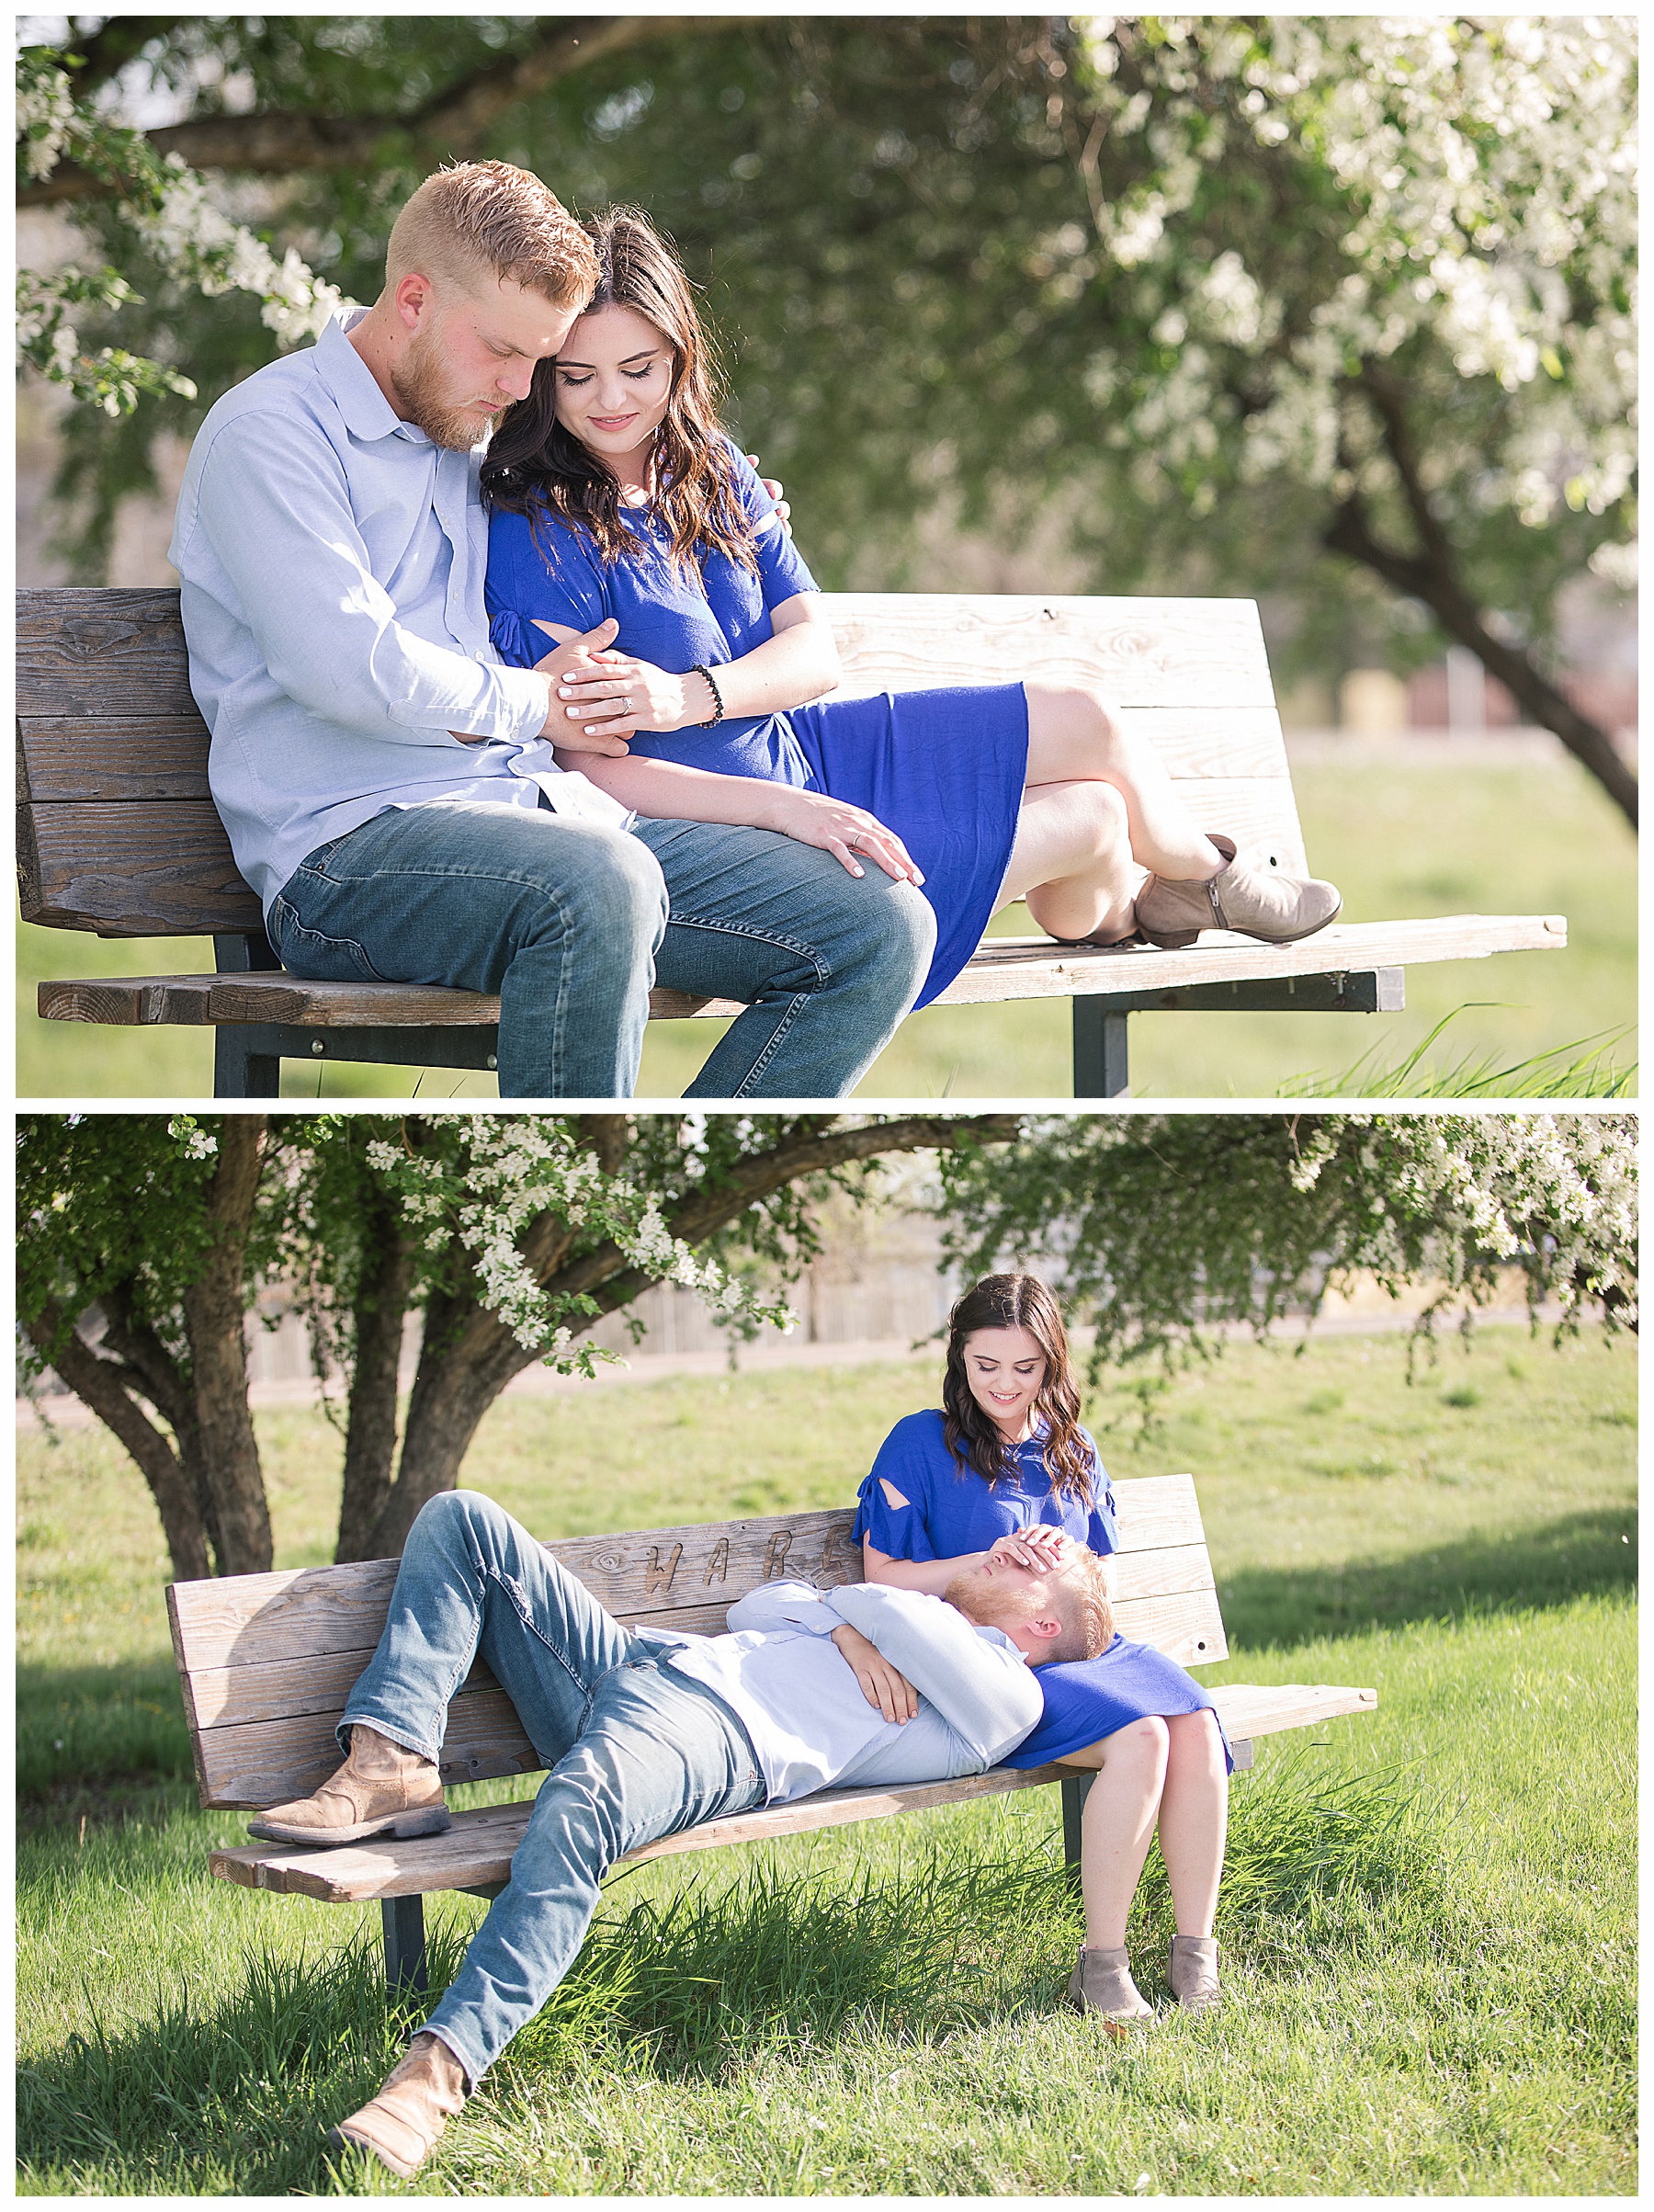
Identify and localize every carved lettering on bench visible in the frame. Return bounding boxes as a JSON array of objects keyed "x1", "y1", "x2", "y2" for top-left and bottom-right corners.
[
  {"x1": 762, "y1": 1531, "x2": 793, "y2": 1579},
  {"x1": 645, "y1": 1543, "x2": 682, "y2": 1596},
  {"x1": 703, "y1": 1538, "x2": 730, "y2": 1586},
  {"x1": 818, "y1": 1527, "x2": 851, "y2": 1582}
]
